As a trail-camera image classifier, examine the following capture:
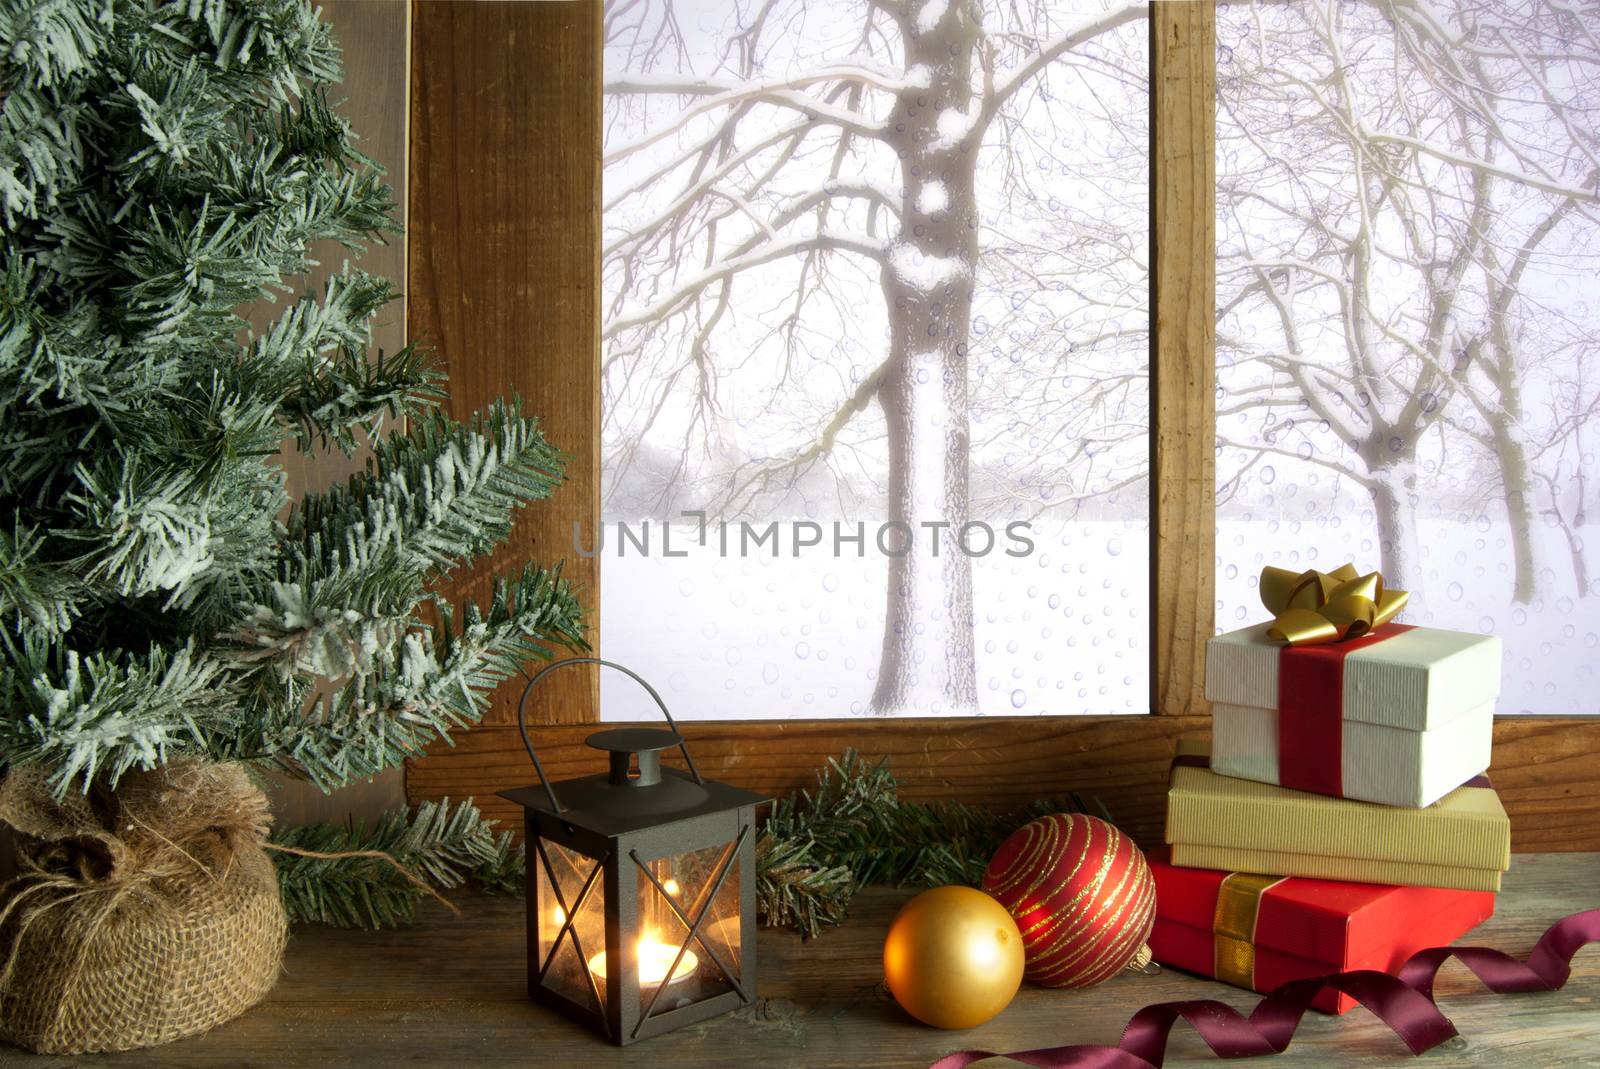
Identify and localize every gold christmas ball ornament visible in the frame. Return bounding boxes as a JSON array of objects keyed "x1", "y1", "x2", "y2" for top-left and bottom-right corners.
[{"x1": 882, "y1": 885, "x2": 1025, "y2": 1030}]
